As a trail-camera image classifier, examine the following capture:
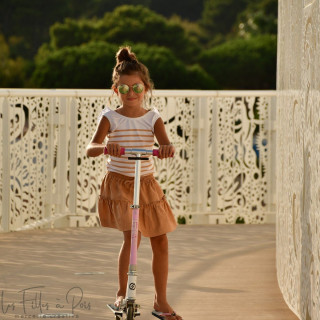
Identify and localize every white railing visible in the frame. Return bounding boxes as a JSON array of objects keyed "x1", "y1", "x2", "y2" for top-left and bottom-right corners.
[{"x1": 0, "y1": 89, "x2": 277, "y2": 232}]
